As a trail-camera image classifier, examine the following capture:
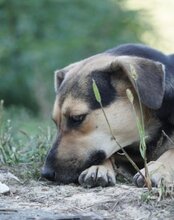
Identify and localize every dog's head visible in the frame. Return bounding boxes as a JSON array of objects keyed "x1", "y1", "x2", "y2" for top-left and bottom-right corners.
[{"x1": 42, "y1": 53, "x2": 165, "y2": 184}]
